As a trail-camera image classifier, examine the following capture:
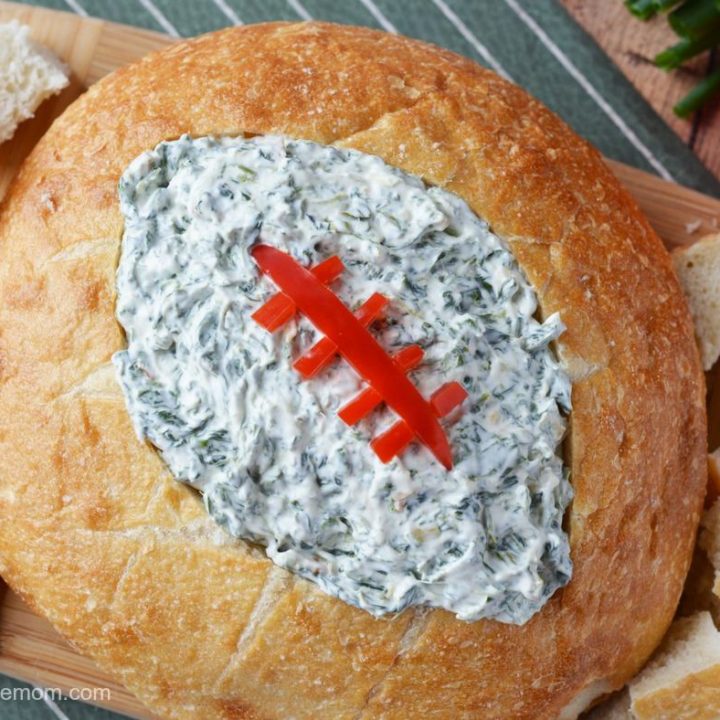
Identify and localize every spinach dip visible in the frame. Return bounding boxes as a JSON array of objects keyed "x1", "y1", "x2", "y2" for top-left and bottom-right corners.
[{"x1": 114, "y1": 135, "x2": 572, "y2": 624}]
